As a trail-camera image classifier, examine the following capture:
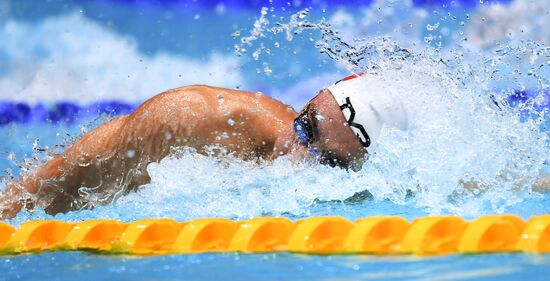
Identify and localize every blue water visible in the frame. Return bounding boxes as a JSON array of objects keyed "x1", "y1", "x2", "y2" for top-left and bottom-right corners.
[
  {"x1": 1, "y1": 0, "x2": 550, "y2": 280},
  {"x1": 1, "y1": 252, "x2": 550, "y2": 281}
]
